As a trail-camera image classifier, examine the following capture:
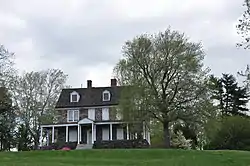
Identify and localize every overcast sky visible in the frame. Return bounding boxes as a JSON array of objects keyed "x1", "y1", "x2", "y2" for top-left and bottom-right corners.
[{"x1": 0, "y1": 0, "x2": 249, "y2": 88}]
